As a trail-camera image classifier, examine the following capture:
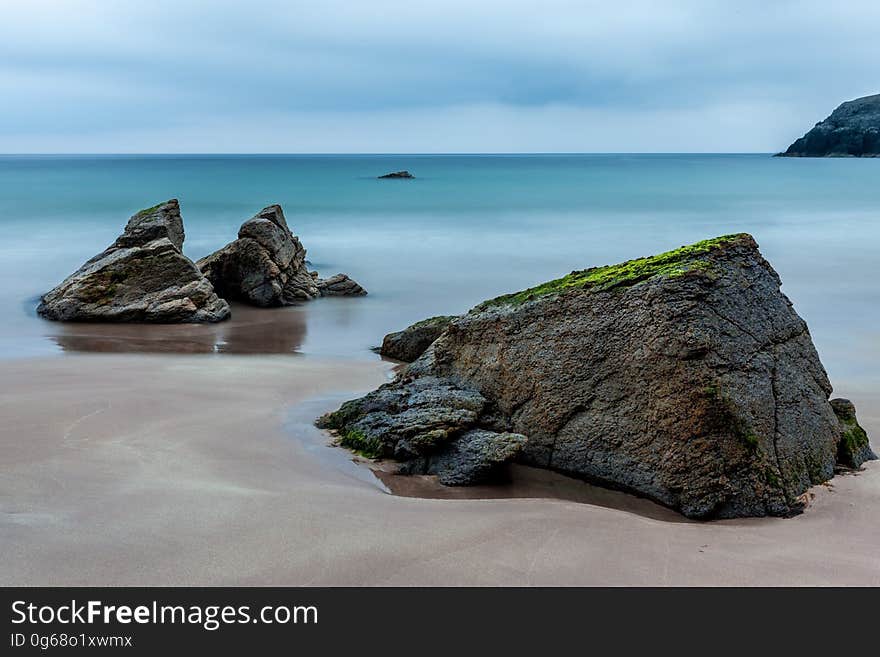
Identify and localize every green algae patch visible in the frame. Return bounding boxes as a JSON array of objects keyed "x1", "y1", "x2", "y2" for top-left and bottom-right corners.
[
  {"x1": 315, "y1": 400, "x2": 384, "y2": 459},
  {"x1": 479, "y1": 233, "x2": 749, "y2": 309},
  {"x1": 838, "y1": 422, "x2": 871, "y2": 467},
  {"x1": 338, "y1": 429, "x2": 384, "y2": 459},
  {"x1": 135, "y1": 202, "x2": 165, "y2": 216},
  {"x1": 764, "y1": 467, "x2": 782, "y2": 489},
  {"x1": 315, "y1": 399, "x2": 363, "y2": 431},
  {"x1": 76, "y1": 268, "x2": 129, "y2": 304},
  {"x1": 831, "y1": 399, "x2": 874, "y2": 468},
  {"x1": 409, "y1": 315, "x2": 456, "y2": 329}
]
